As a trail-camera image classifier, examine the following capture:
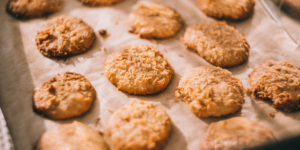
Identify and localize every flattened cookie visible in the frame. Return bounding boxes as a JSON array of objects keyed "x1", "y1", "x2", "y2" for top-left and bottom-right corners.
[
  {"x1": 200, "y1": 117, "x2": 275, "y2": 150},
  {"x1": 197, "y1": 0, "x2": 255, "y2": 21},
  {"x1": 6, "y1": 0, "x2": 65, "y2": 19},
  {"x1": 249, "y1": 61, "x2": 300, "y2": 112},
  {"x1": 35, "y1": 121, "x2": 109, "y2": 150},
  {"x1": 175, "y1": 66, "x2": 245, "y2": 117},
  {"x1": 105, "y1": 45, "x2": 173, "y2": 95},
  {"x1": 274, "y1": 0, "x2": 300, "y2": 18},
  {"x1": 183, "y1": 21, "x2": 250, "y2": 67},
  {"x1": 33, "y1": 72, "x2": 96, "y2": 119},
  {"x1": 128, "y1": 2, "x2": 183, "y2": 39},
  {"x1": 36, "y1": 16, "x2": 95, "y2": 58},
  {"x1": 80, "y1": 0, "x2": 123, "y2": 6},
  {"x1": 106, "y1": 101, "x2": 171, "y2": 150}
]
